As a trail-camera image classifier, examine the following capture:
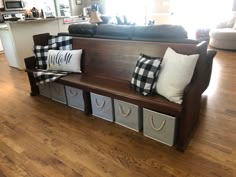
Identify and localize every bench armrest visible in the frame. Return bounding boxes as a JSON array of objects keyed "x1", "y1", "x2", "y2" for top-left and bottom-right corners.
[
  {"x1": 24, "y1": 56, "x2": 36, "y2": 70},
  {"x1": 24, "y1": 56, "x2": 39, "y2": 96},
  {"x1": 176, "y1": 42, "x2": 216, "y2": 151}
]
